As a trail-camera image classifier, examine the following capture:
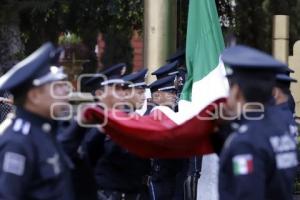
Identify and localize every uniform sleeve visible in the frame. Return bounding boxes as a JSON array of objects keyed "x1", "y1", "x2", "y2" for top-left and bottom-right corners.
[
  {"x1": 58, "y1": 120, "x2": 89, "y2": 159},
  {"x1": 0, "y1": 141, "x2": 33, "y2": 200},
  {"x1": 82, "y1": 128, "x2": 105, "y2": 166},
  {"x1": 227, "y1": 141, "x2": 266, "y2": 200}
]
